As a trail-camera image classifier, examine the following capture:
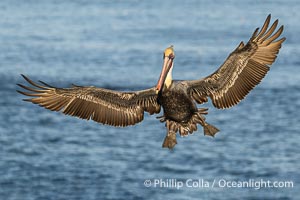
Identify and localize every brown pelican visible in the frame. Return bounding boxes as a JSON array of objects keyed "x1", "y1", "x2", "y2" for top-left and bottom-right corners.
[{"x1": 18, "y1": 15, "x2": 285, "y2": 149}]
